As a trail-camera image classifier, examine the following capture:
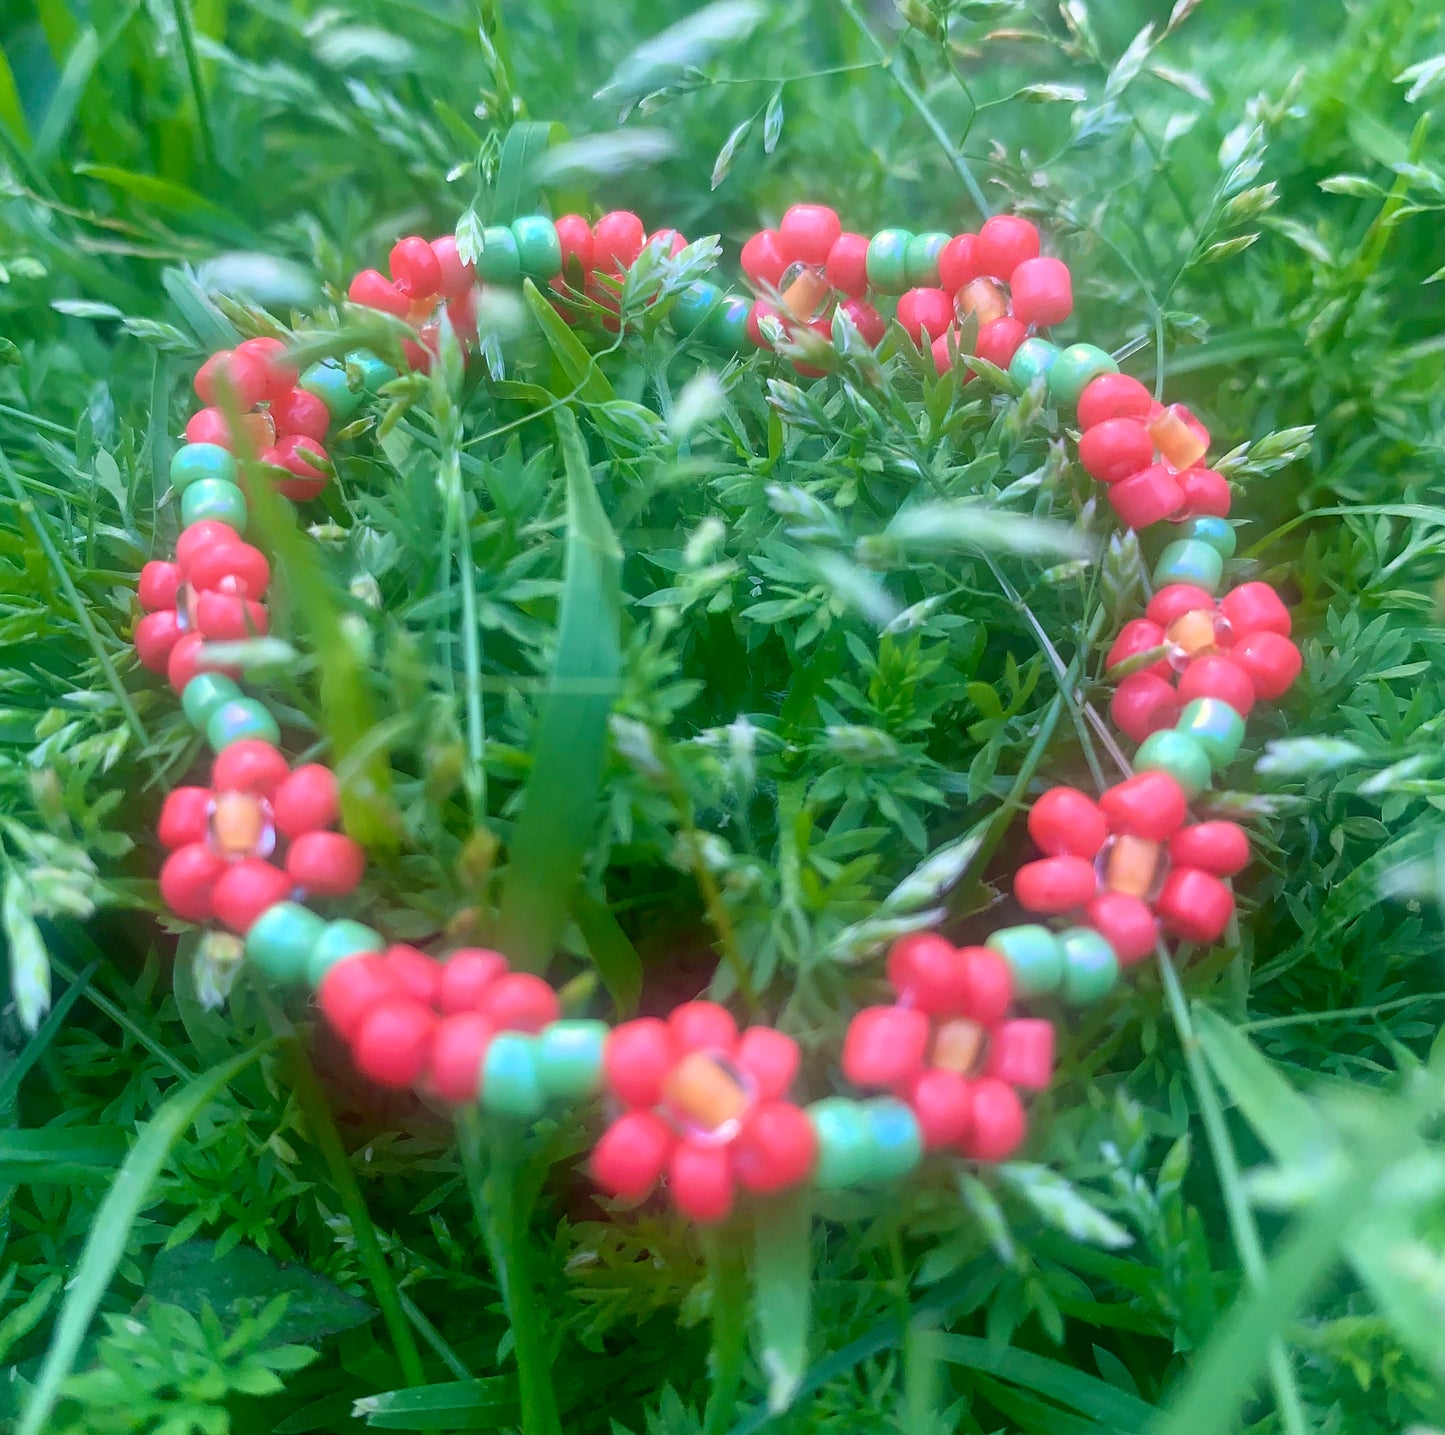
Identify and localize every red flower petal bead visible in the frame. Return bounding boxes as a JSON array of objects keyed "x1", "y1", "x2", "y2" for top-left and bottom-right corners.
[
  {"x1": 135, "y1": 610, "x2": 183, "y2": 672},
  {"x1": 1232, "y1": 631, "x2": 1302, "y2": 701},
  {"x1": 669, "y1": 1142, "x2": 734, "y2": 1223},
  {"x1": 436, "y1": 947, "x2": 509, "y2": 1014},
  {"x1": 477, "y1": 973, "x2": 560, "y2": 1033},
  {"x1": 905, "y1": 1068, "x2": 974, "y2": 1149},
  {"x1": 840, "y1": 297, "x2": 885, "y2": 346},
  {"x1": 430, "y1": 235, "x2": 476, "y2": 299},
  {"x1": 189, "y1": 541, "x2": 270, "y2": 597},
  {"x1": 270, "y1": 387, "x2": 331, "y2": 442},
  {"x1": 1077, "y1": 373, "x2": 1152, "y2": 429},
  {"x1": 734, "y1": 1027, "x2": 801, "y2": 1101},
  {"x1": 429, "y1": 1012, "x2": 494, "y2": 1103},
  {"x1": 1112, "y1": 671, "x2": 1183, "y2": 742},
  {"x1": 383, "y1": 945, "x2": 443, "y2": 1006},
  {"x1": 1146, "y1": 584, "x2": 1218, "y2": 628},
  {"x1": 1170, "y1": 821, "x2": 1250, "y2": 877},
  {"x1": 194, "y1": 349, "x2": 269, "y2": 410},
  {"x1": 779, "y1": 204, "x2": 841, "y2": 267},
  {"x1": 234, "y1": 337, "x2": 297, "y2": 396},
  {"x1": 886, "y1": 932, "x2": 970, "y2": 1014},
  {"x1": 214, "y1": 739, "x2": 290, "y2": 796},
  {"x1": 159, "y1": 845, "x2": 225, "y2": 921},
  {"x1": 974, "y1": 316, "x2": 1028, "y2": 371},
  {"x1": 1156, "y1": 868, "x2": 1234, "y2": 943},
  {"x1": 265, "y1": 435, "x2": 329, "y2": 501},
  {"x1": 605, "y1": 1018, "x2": 677, "y2": 1107},
  {"x1": 158, "y1": 787, "x2": 212, "y2": 849},
  {"x1": 961, "y1": 947, "x2": 1014, "y2": 1025},
  {"x1": 592, "y1": 211, "x2": 646, "y2": 274},
  {"x1": 825, "y1": 232, "x2": 871, "y2": 296},
  {"x1": 740, "y1": 229, "x2": 789, "y2": 289},
  {"x1": 930, "y1": 330, "x2": 959, "y2": 375},
  {"x1": 669, "y1": 1000, "x2": 738, "y2": 1055},
  {"x1": 138, "y1": 561, "x2": 181, "y2": 612},
  {"x1": 1079, "y1": 419, "x2": 1153, "y2": 484},
  {"x1": 975, "y1": 215, "x2": 1040, "y2": 281},
  {"x1": 194, "y1": 591, "x2": 268, "y2": 640},
  {"x1": 1176, "y1": 467, "x2": 1232, "y2": 519},
  {"x1": 286, "y1": 831, "x2": 365, "y2": 896},
  {"x1": 842, "y1": 1006, "x2": 930, "y2": 1088},
  {"x1": 732, "y1": 1101, "x2": 817, "y2": 1192},
  {"x1": 961, "y1": 1078, "x2": 1027, "y2": 1162},
  {"x1": 1106, "y1": 618, "x2": 1170, "y2": 678},
  {"x1": 746, "y1": 299, "x2": 781, "y2": 349},
  {"x1": 348, "y1": 269, "x2": 411, "y2": 317},
  {"x1": 553, "y1": 215, "x2": 594, "y2": 274},
  {"x1": 176, "y1": 521, "x2": 240, "y2": 576},
  {"x1": 353, "y1": 999, "x2": 437, "y2": 1089},
  {"x1": 1220, "y1": 582, "x2": 1291, "y2": 638},
  {"x1": 986, "y1": 1018, "x2": 1054, "y2": 1091},
  {"x1": 166, "y1": 633, "x2": 234, "y2": 693},
  {"x1": 1084, "y1": 891, "x2": 1158, "y2": 964},
  {"x1": 211, "y1": 858, "x2": 292, "y2": 933},
  {"x1": 1015, "y1": 855, "x2": 1096, "y2": 913},
  {"x1": 389, "y1": 236, "x2": 442, "y2": 299},
  {"x1": 647, "y1": 228, "x2": 686, "y2": 258},
  {"x1": 319, "y1": 953, "x2": 401, "y2": 1040},
  {"x1": 937, "y1": 233, "x2": 979, "y2": 292},
  {"x1": 895, "y1": 287, "x2": 954, "y2": 342},
  {"x1": 1027, "y1": 786, "x2": 1108, "y2": 858},
  {"x1": 1177, "y1": 655, "x2": 1256, "y2": 716},
  {"x1": 1108, "y1": 465, "x2": 1185, "y2": 529},
  {"x1": 1099, "y1": 771, "x2": 1187, "y2": 841},
  {"x1": 593, "y1": 1110, "x2": 674, "y2": 1199},
  {"x1": 1009, "y1": 257, "x2": 1073, "y2": 327},
  {"x1": 272, "y1": 764, "x2": 339, "y2": 837}
]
